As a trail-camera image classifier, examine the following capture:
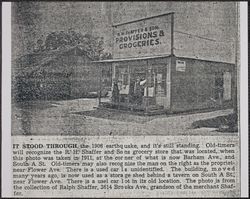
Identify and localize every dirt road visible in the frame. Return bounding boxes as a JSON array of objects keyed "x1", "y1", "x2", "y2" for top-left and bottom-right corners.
[{"x1": 12, "y1": 98, "x2": 237, "y2": 136}]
